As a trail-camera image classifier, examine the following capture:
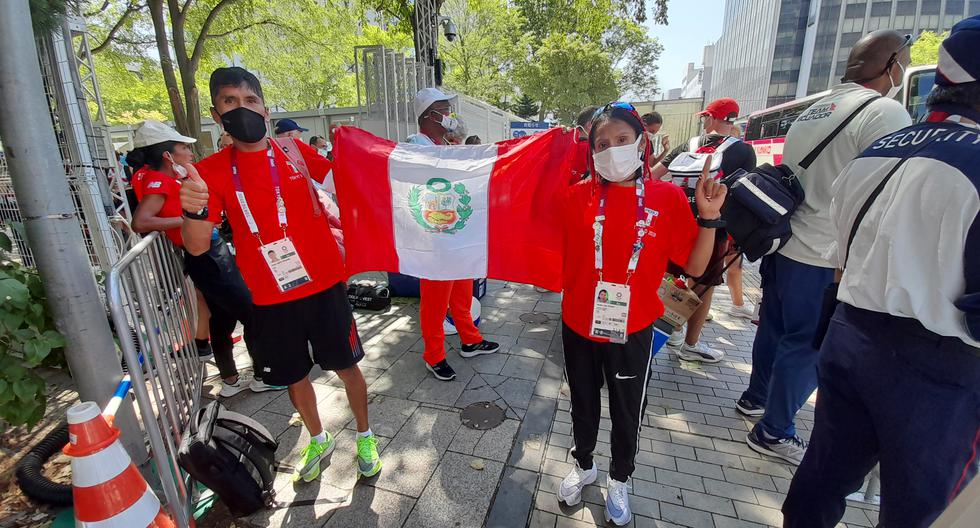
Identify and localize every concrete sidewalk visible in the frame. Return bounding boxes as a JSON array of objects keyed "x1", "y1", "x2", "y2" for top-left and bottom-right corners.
[{"x1": 200, "y1": 269, "x2": 879, "y2": 527}]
